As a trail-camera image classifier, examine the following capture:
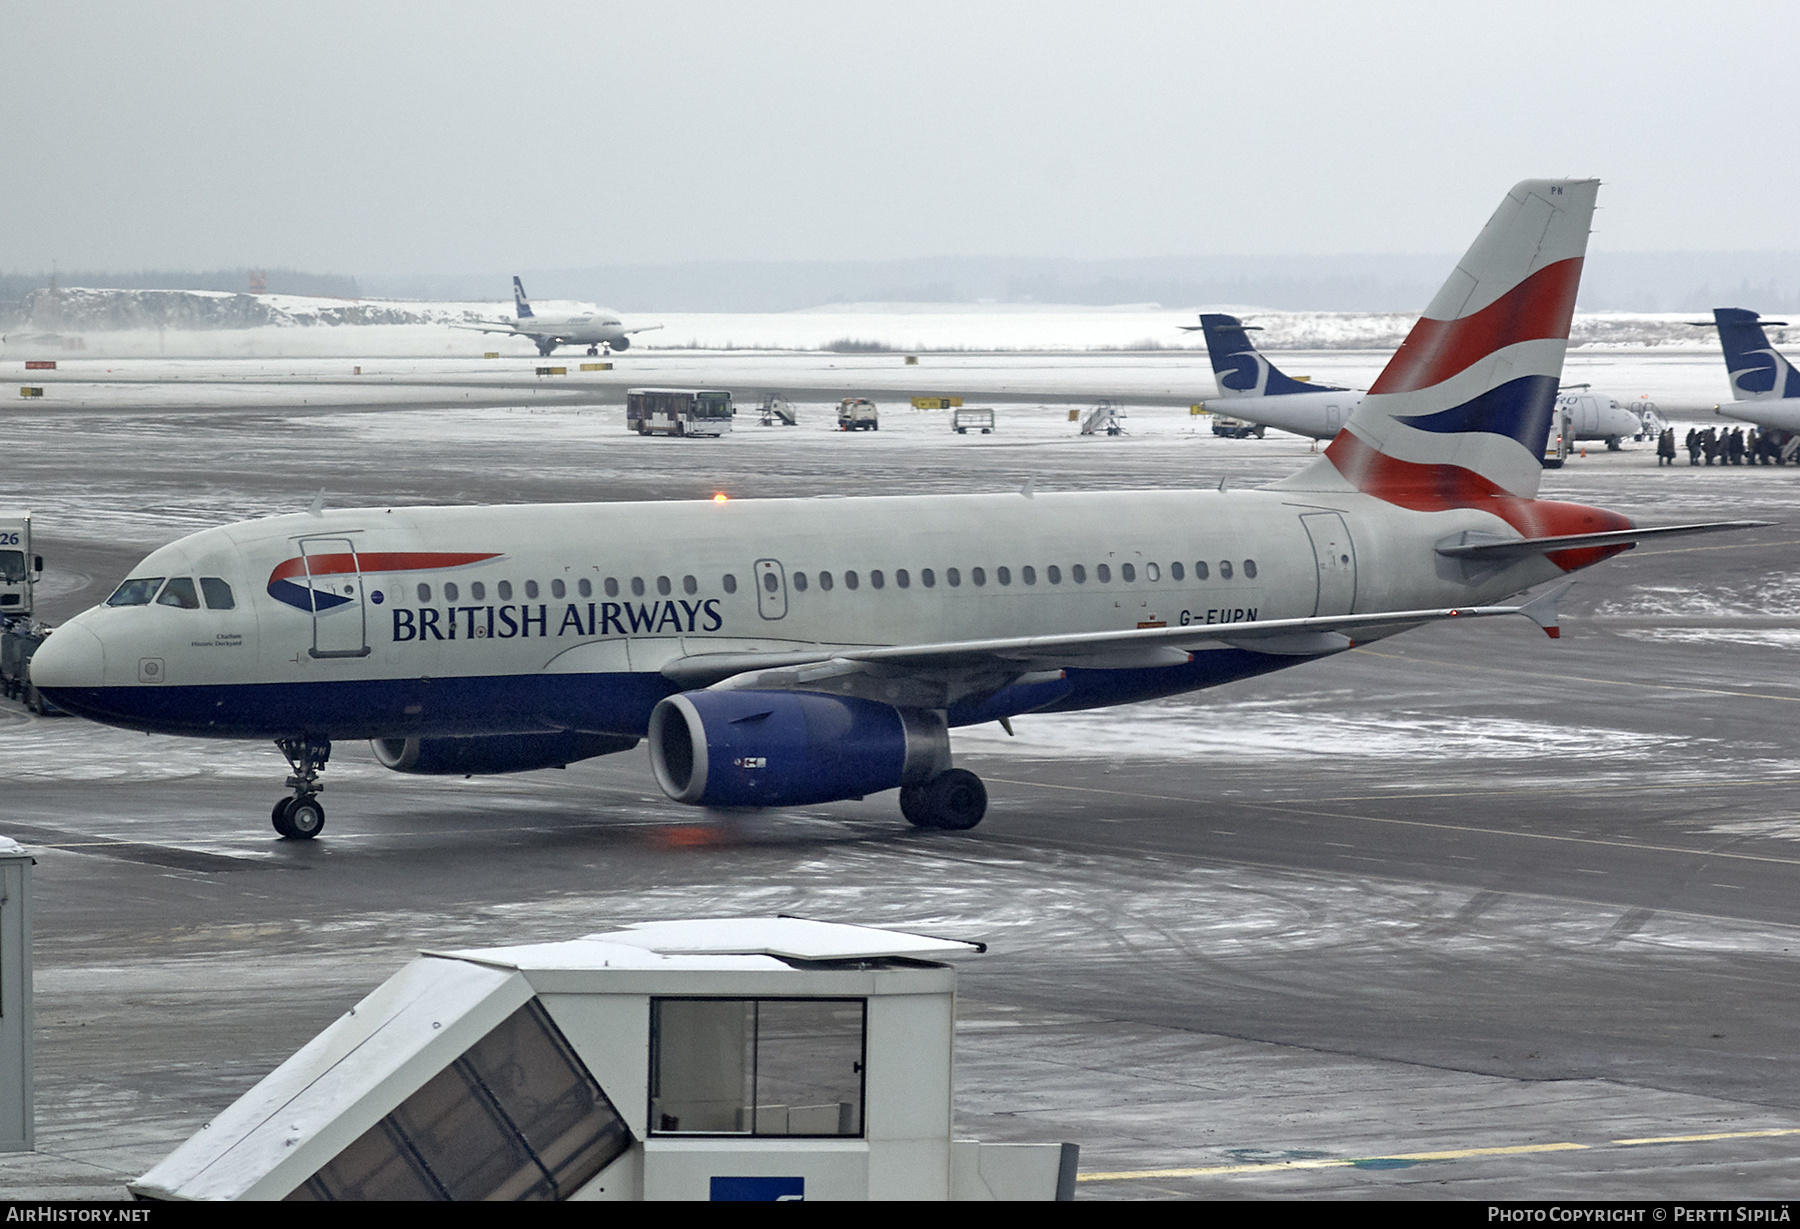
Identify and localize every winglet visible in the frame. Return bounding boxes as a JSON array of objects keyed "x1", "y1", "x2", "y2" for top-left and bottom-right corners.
[
  {"x1": 306, "y1": 489, "x2": 326, "y2": 517},
  {"x1": 1516, "y1": 580, "x2": 1574, "y2": 639}
]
